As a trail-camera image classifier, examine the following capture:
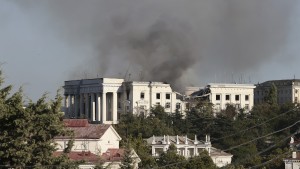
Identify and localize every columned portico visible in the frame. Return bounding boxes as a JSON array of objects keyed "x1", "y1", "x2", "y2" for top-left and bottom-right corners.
[{"x1": 64, "y1": 78, "x2": 125, "y2": 124}]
